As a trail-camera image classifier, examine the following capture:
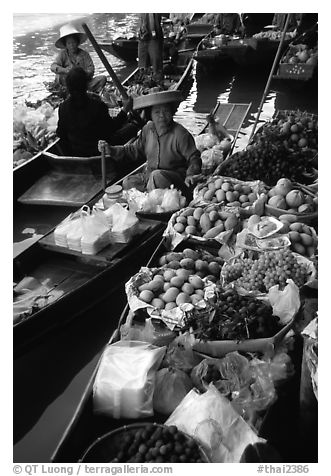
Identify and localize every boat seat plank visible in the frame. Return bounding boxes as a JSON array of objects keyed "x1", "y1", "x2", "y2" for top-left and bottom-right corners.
[
  {"x1": 18, "y1": 173, "x2": 108, "y2": 207},
  {"x1": 214, "y1": 102, "x2": 251, "y2": 132}
]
